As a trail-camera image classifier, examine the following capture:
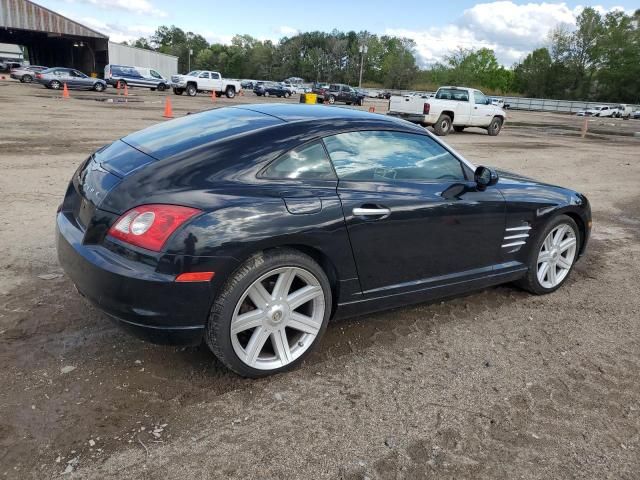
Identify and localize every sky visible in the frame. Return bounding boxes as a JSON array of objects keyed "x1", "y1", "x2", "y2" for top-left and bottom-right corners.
[{"x1": 36, "y1": 0, "x2": 638, "y2": 66}]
